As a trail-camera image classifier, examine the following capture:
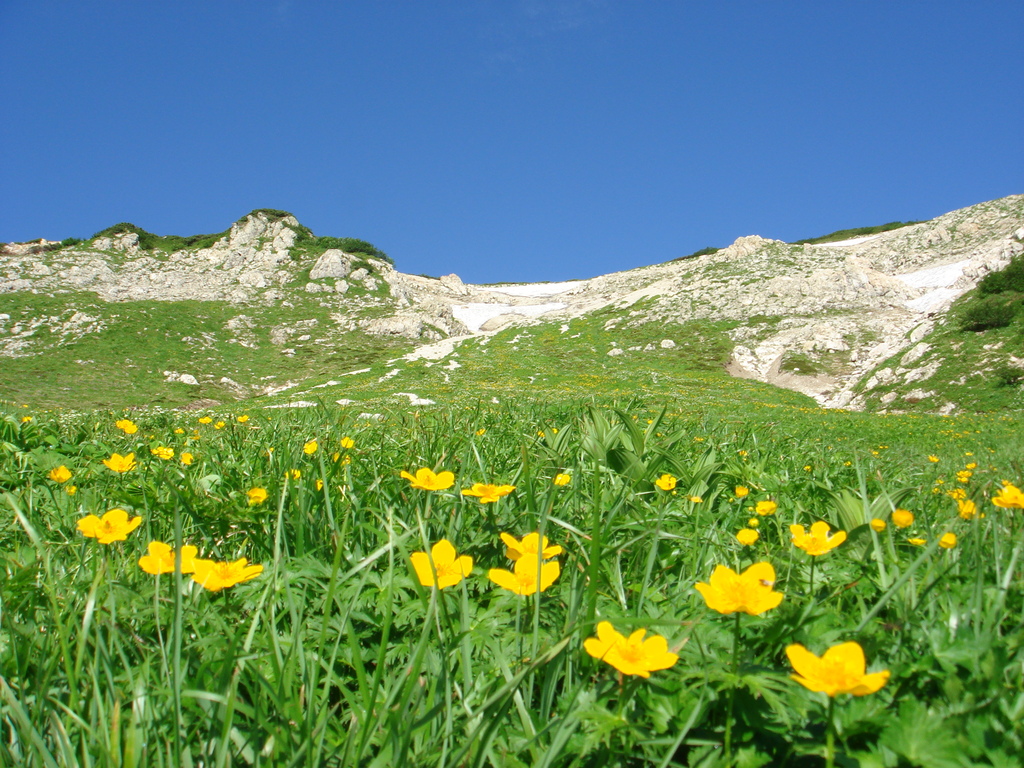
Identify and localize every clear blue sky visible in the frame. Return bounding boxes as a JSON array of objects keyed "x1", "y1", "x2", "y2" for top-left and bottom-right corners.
[{"x1": 2, "y1": 1, "x2": 1021, "y2": 283}]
